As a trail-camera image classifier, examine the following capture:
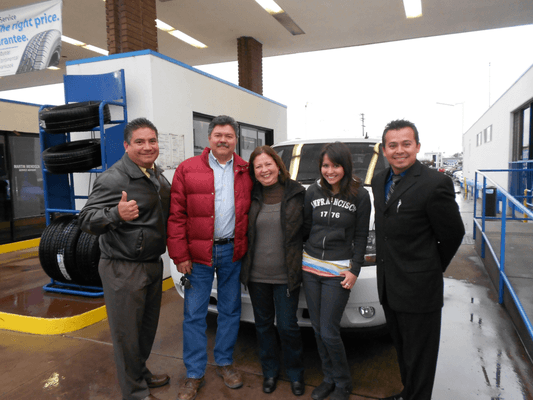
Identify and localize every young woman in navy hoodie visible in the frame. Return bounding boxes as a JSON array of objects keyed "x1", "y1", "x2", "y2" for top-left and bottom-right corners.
[{"x1": 302, "y1": 142, "x2": 371, "y2": 400}]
